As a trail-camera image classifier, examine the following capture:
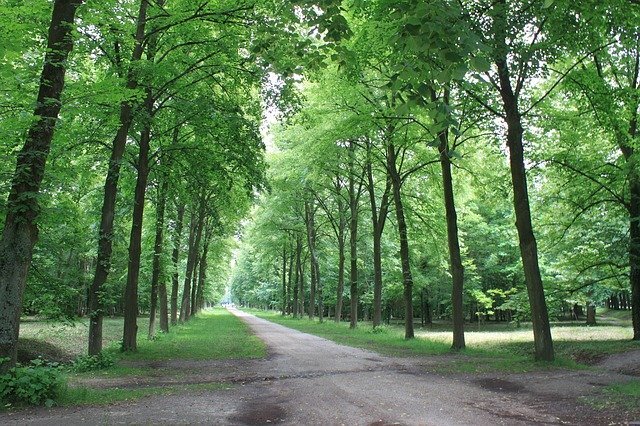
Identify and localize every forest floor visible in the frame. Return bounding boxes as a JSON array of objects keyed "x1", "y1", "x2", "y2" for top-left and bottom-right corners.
[{"x1": 1, "y1": 308, "x2": 639, "y2": 425}]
